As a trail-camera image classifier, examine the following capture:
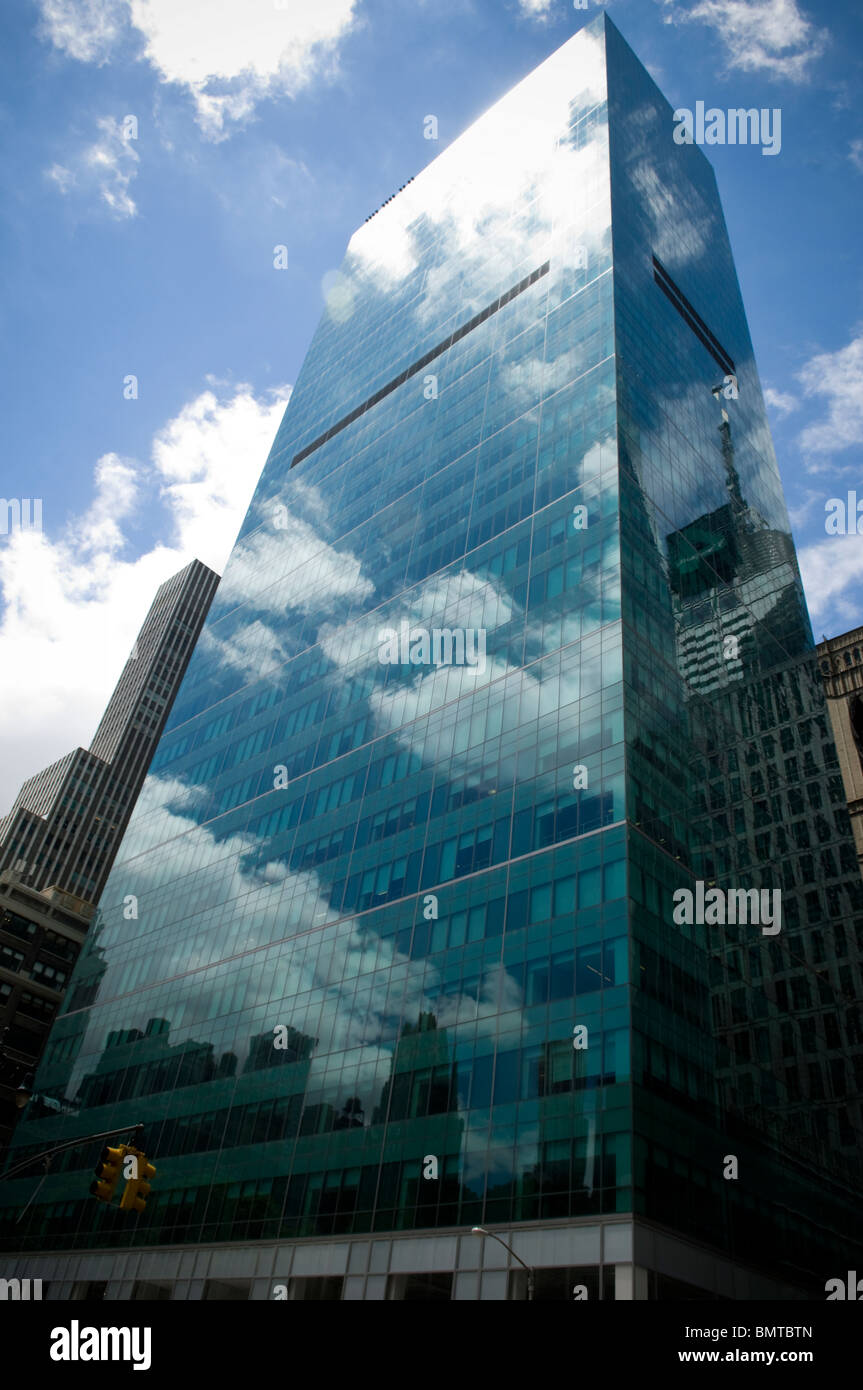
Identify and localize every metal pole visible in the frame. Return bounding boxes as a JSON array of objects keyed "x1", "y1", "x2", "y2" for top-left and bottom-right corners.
[
  {"x1": 472, "y1": 1226, "x2": 535, "y2": 1301},
  {"x1": 1, "y1": 1123, "x2": 145, "y2": 1182}
]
